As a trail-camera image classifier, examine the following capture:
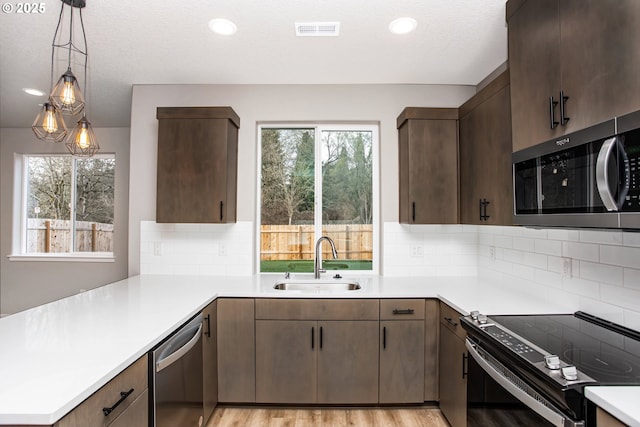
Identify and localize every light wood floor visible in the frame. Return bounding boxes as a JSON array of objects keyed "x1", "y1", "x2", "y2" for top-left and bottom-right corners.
[{"x1": 206, "y1": 406, "x2": 451, "y2": 427}]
